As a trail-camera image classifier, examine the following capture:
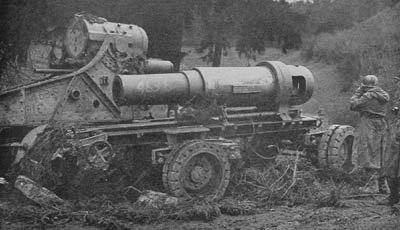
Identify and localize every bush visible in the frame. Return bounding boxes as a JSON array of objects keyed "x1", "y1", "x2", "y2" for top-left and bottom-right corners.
[
  {"x1": 302, "y1": 3, "x2": 400, "y2": 91},
  {"x1": 336, "y1": 53, "x2": 361, "y2": 92}
]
